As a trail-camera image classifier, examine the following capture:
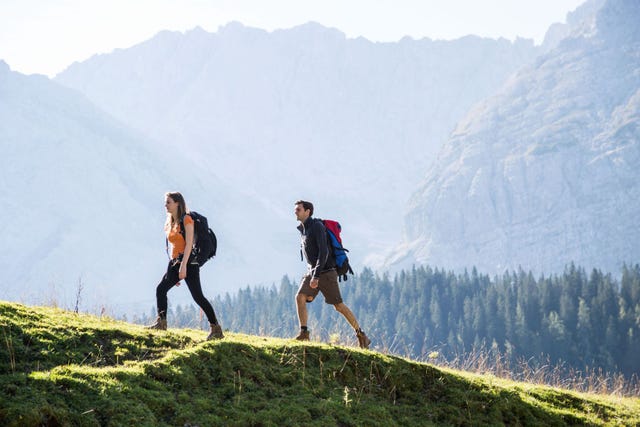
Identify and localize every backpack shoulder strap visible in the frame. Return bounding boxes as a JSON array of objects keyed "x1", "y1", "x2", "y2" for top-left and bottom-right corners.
[{"x1": 179, "y1": 213, "x2": 192, "y2": 236}]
